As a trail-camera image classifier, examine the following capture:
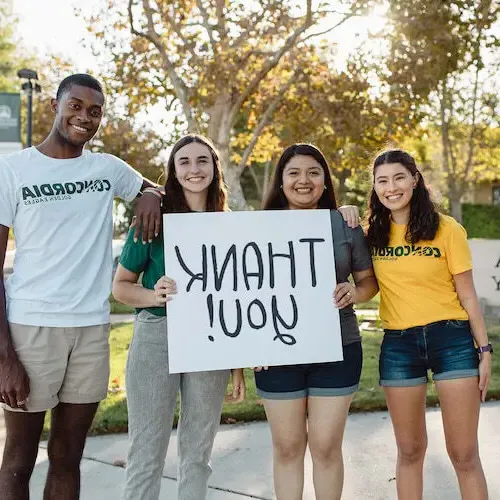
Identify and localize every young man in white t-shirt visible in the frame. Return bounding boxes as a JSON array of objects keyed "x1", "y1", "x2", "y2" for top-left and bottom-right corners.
[{"x1": 0, "y1": 74, "x2": 162, "y2": 500}]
